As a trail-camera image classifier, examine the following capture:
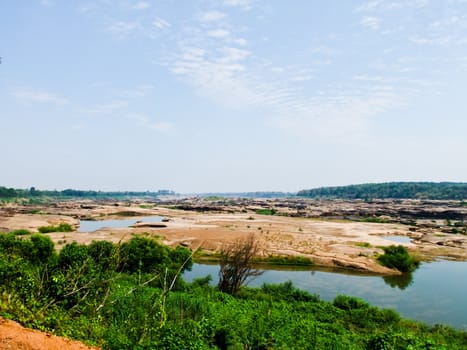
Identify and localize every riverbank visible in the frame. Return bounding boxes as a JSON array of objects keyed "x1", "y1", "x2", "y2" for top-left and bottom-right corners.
[{"x1": 1, "y1": 199, "x2": 465, "y2": 275}]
